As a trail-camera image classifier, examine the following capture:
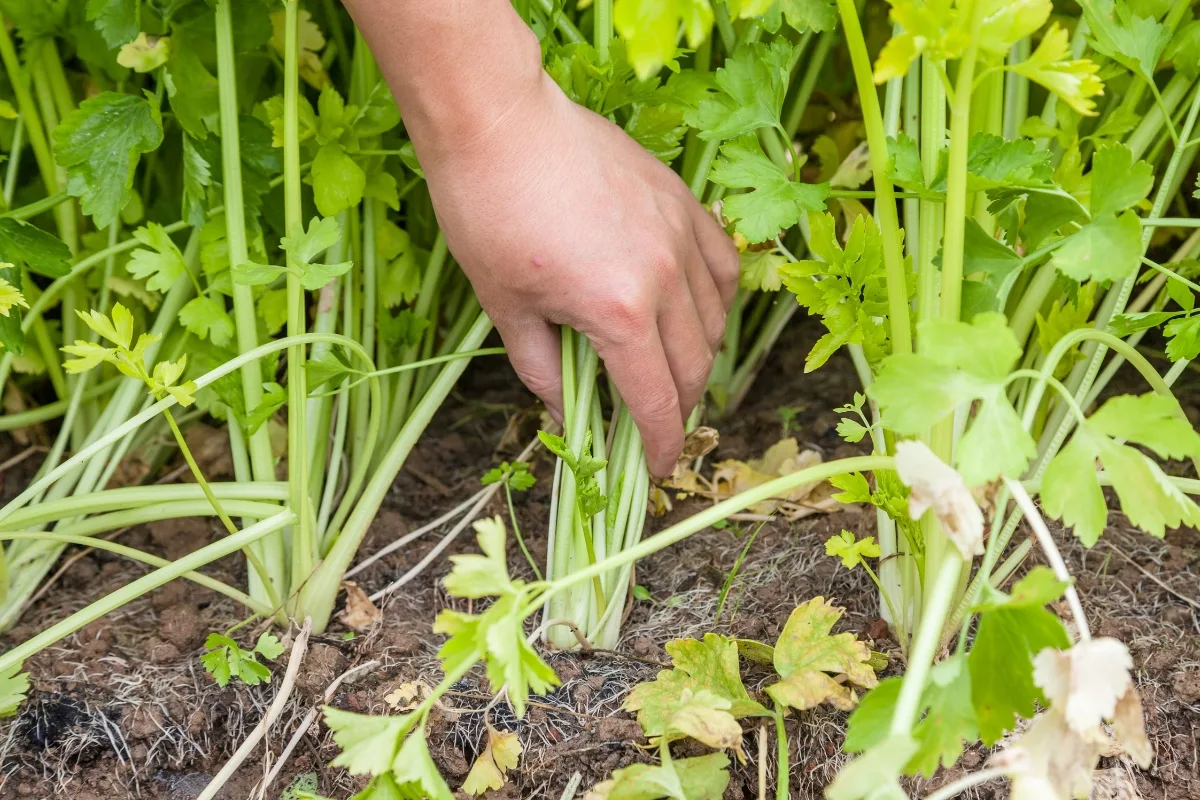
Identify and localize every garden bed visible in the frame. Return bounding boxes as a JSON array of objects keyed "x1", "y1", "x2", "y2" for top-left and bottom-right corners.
[{"x1": 3, "y1": 321, "x2": 1198, "y2": 800}]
